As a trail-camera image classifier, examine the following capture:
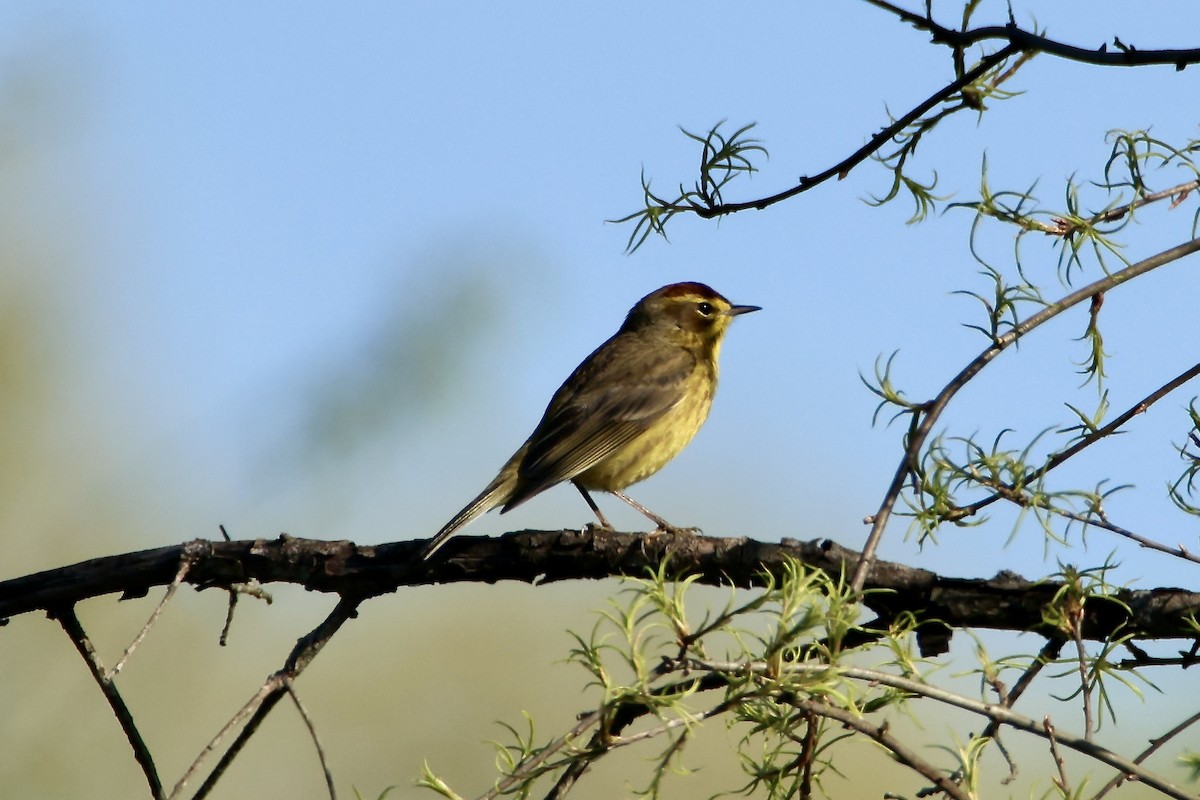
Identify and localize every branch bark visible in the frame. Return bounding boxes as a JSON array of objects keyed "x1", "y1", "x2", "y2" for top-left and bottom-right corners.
[{"x1": 5, "y1": 531, "x2": 1199, "y2": 643}]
